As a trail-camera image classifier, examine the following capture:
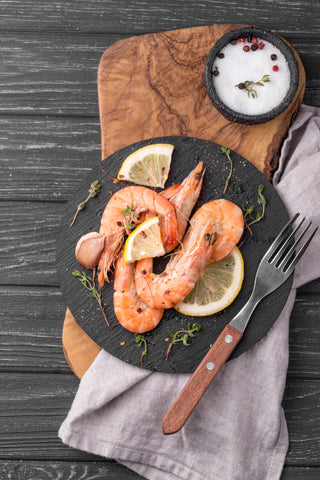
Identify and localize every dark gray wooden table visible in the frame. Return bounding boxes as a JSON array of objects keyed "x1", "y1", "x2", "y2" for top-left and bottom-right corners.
[{"x1": 0, "y1": 1, "x2": 319, "y2": 479}]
